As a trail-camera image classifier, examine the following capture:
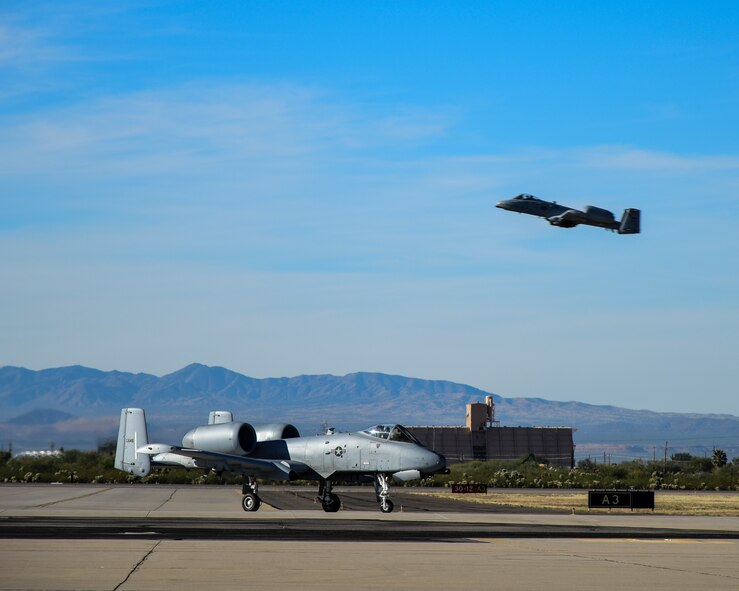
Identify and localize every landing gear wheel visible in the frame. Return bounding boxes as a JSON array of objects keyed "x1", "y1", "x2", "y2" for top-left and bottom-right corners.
[
  {"x1": 322, "y1": 492, "x2": 341, "y2": 513},
  {"x1": 241, "y1": 492, "x2": 261, "y2": 512},
  {"x1": 374, "y1": 473, "x2": 393, "y2": 514}
]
